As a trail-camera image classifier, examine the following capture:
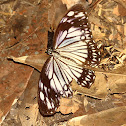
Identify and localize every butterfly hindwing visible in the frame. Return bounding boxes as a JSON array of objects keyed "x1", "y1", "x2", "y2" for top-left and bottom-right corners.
[
  {"x1": 56, "y1": 56, "x2": 96, "y2": 88},
  {"x1": 39, "y1": 56, "x2": 95, "y2": 115},
  {"x1": 77, "y1": 68, "x2": 95, "y2": 88},
  {"x1": 38, "y1": 57, "x2": 73, "y2": 115},
  {"x1": 38, "y1": 58, "x2": 59, "y2": 115},
  {"x1": 38, "y1": 80, "x2": 60, "y2": 115}
]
